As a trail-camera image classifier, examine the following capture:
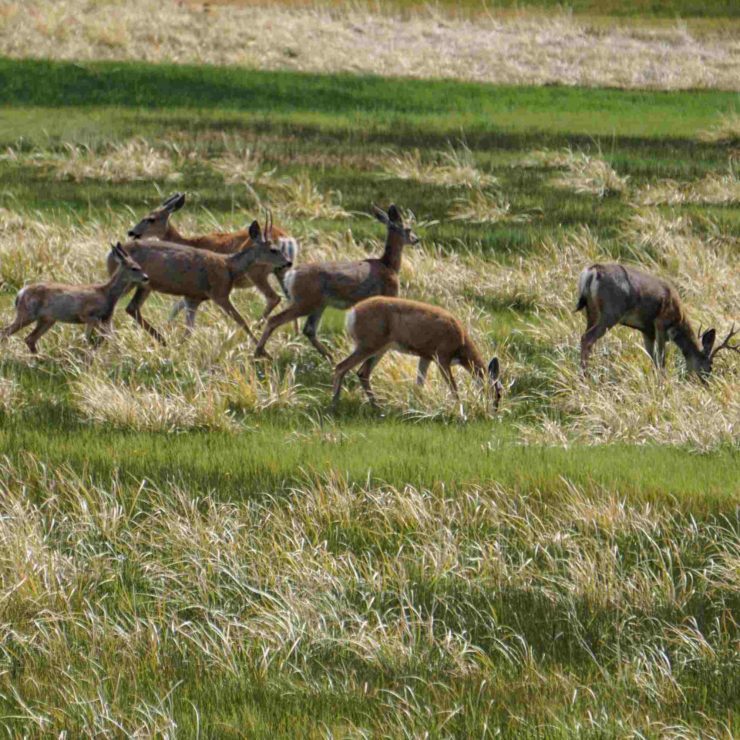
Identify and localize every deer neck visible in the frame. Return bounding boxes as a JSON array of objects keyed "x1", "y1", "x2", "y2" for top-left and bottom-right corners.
[
  {"x1": 227, "y1": 246, "x2": 258, "y2": 276},
  {"x1": 165, "y1": 223, "x2": 200, "y2": 248},
  {"x1": 670, "y1": 321, "x2": 704, "y2": 365},
  {"x1": 459, "y1": 338, "x2": 486, "y2": 378},
  {"x1": 380, "y1": 231, "x2": 405, "y2": 273},
  {"x1": 100, "y1": 268, "x2": 132, "y2": 311}
]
